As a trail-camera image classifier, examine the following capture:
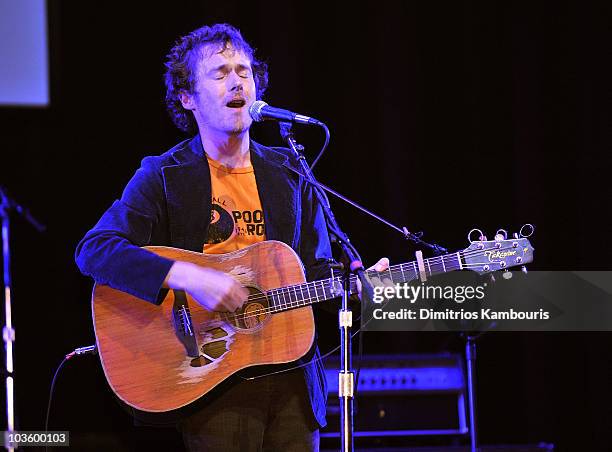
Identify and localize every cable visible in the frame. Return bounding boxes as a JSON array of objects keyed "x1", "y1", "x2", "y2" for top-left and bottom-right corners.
[
  {"x1": 354, "y1": 326, "x2": 364, "y2": 394},
  {"x1": 45, "y1": 345, "x2": 96, "y2": 452},
  {"x1": 45, "y1": 356, "x2": 70, "y2": 433},
  {"x1": 309, "y1": 123, "x2": 330, "y2": 170}
]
